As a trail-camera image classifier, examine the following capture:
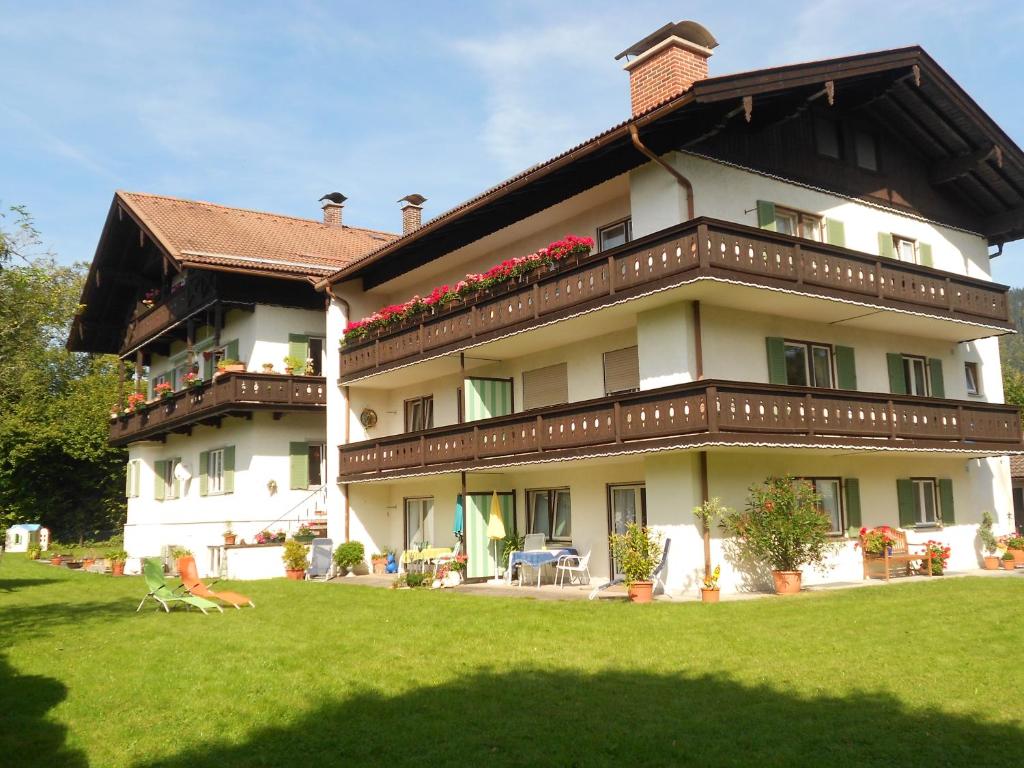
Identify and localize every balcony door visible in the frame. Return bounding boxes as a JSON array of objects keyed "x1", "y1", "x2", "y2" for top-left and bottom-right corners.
[
  {"x1": 464, "y1": 492, "x2": 515, "y2": 579},
  {"x1": 462, "y1": 377, "x2": 513, "y2": 422},
  {"x1": 608, "y1": 484, "x2": 646, "y2": 578}
]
